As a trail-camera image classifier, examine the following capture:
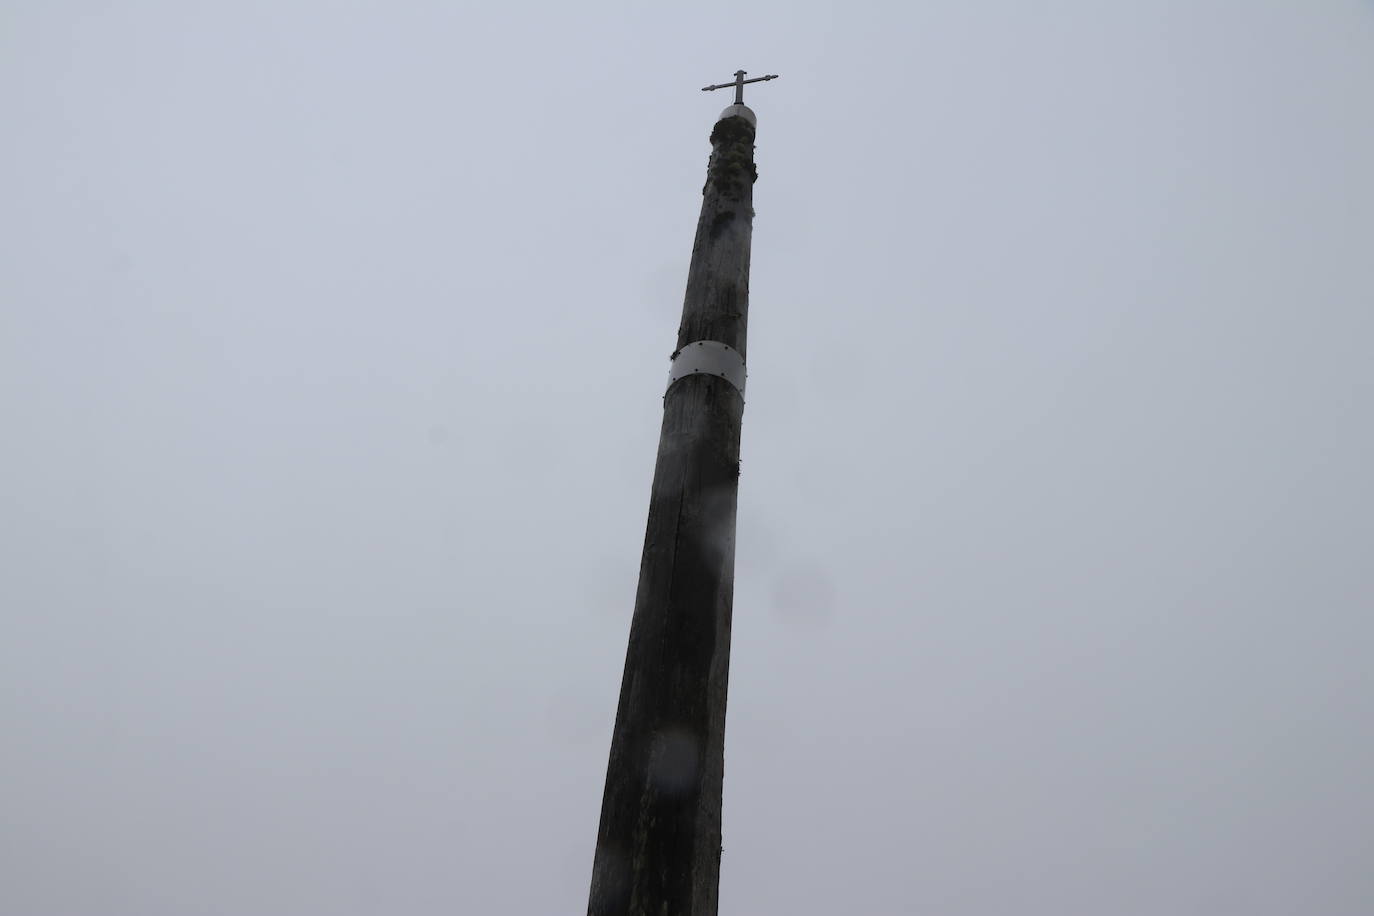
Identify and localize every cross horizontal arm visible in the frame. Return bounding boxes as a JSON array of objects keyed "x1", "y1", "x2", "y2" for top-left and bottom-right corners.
[{"x1": 700, "y1": 74, "x2": 779, "y2": 92}]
